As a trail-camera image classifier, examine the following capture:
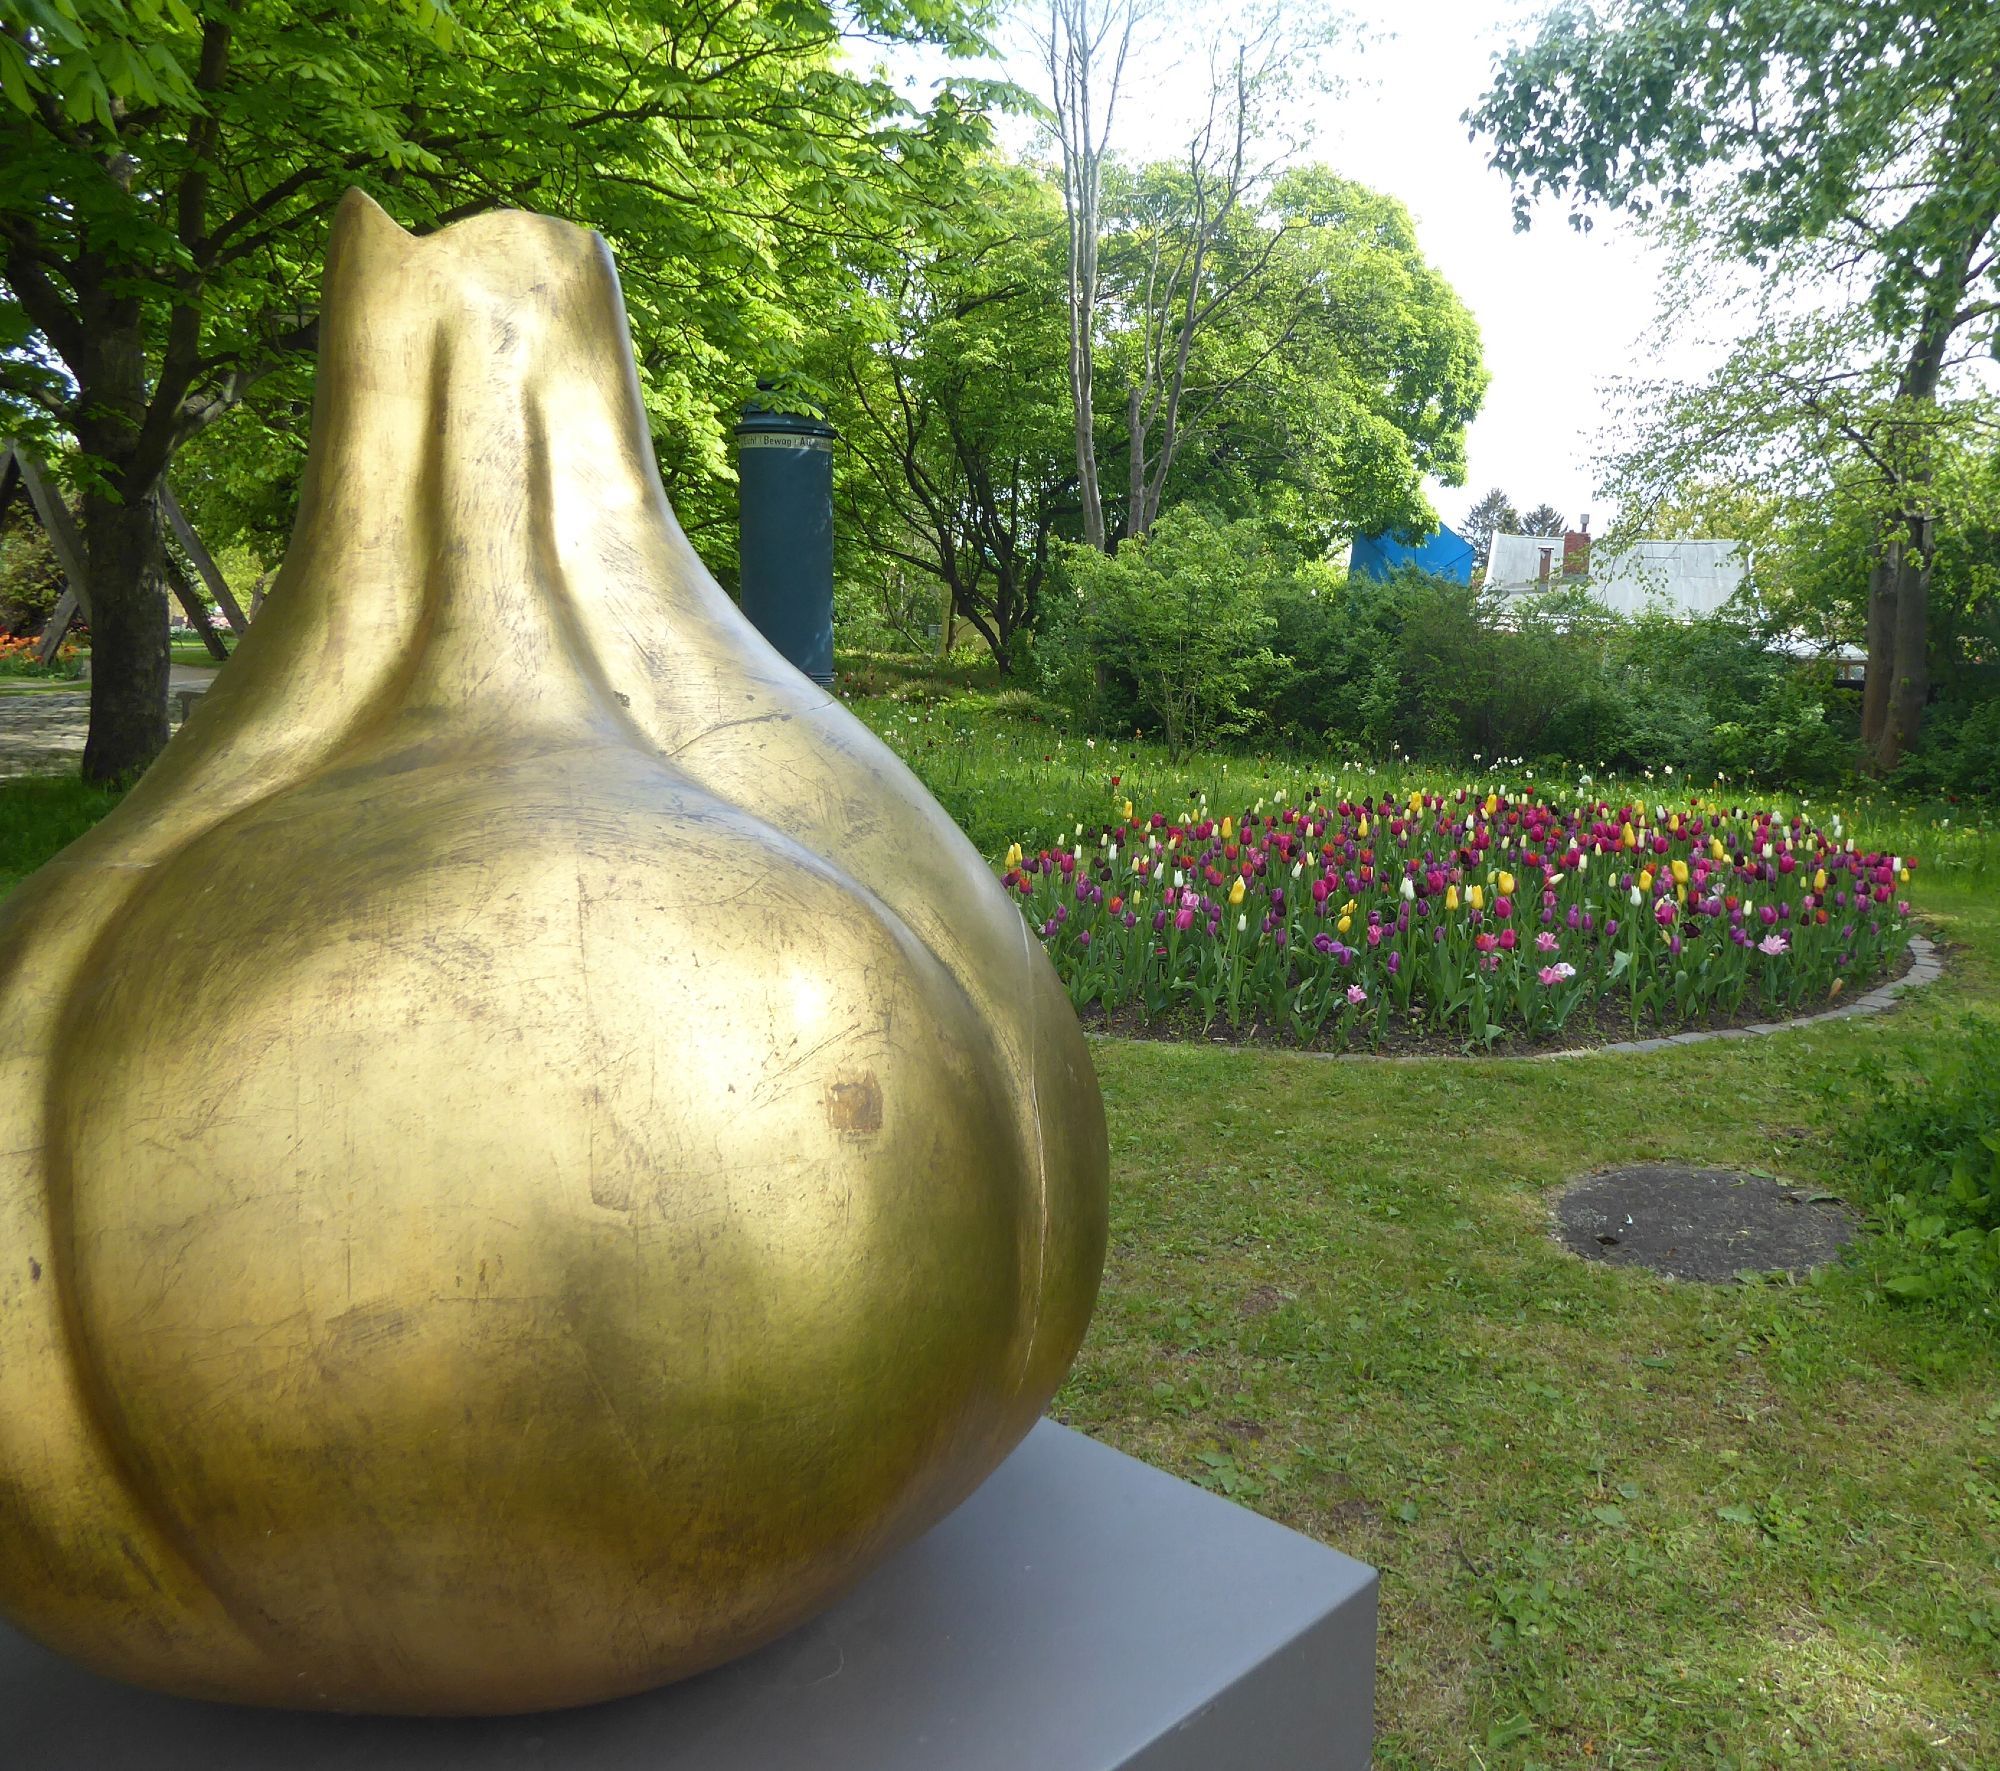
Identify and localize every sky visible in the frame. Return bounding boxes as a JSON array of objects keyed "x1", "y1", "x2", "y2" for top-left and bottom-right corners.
[{"x1": 862, "y1": 0, "x2": 1741, "y2": 535}]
